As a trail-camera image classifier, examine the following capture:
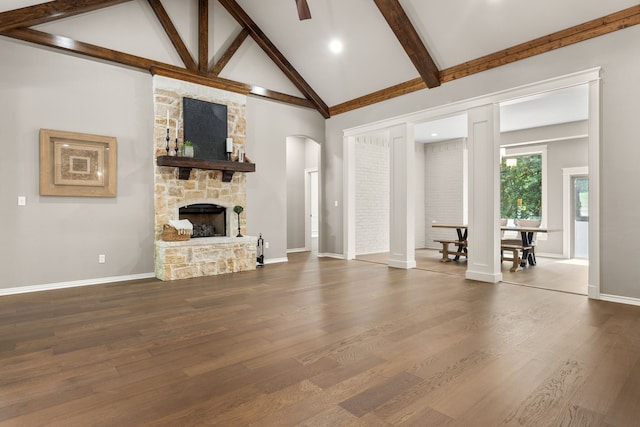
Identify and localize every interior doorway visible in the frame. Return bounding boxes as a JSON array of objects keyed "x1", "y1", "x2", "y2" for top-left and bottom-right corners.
[{"x1": 286, "y1": 136, "x2": 321, "y2": 255}]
